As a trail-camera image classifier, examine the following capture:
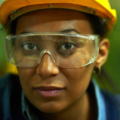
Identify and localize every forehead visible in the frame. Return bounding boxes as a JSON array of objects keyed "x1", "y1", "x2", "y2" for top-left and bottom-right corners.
[{"x1": 16, "y1": 9, "x2": 94, "y2": 34}]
